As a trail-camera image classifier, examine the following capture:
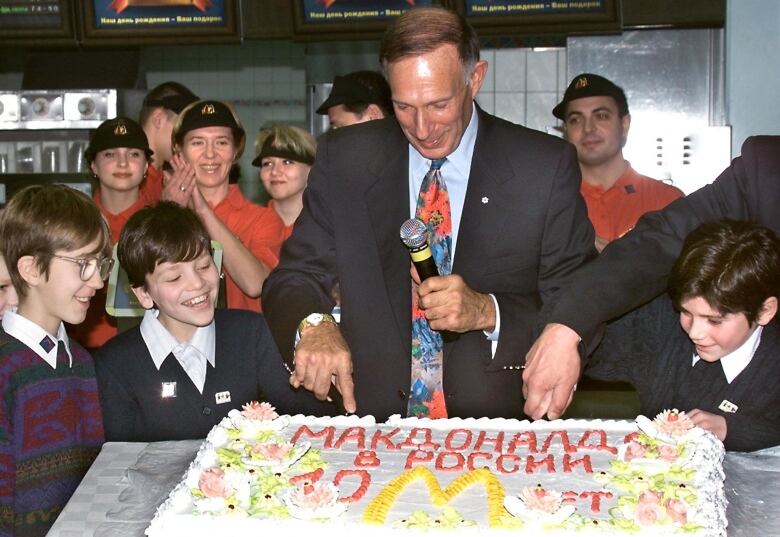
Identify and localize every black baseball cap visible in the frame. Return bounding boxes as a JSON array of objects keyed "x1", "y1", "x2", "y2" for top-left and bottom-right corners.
[
  {"x1": 552, "y1": 73, "x2": 629, "y2": 120},
  {"x1": 316, "y1": 74, "x2": 382, "y2": 115},
  {"x1": 176, "y1": 100, "x2": 245, "y2": 140},
  {"x1": 85, "y1": 116, "x2": 152, "y2": 163}
]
